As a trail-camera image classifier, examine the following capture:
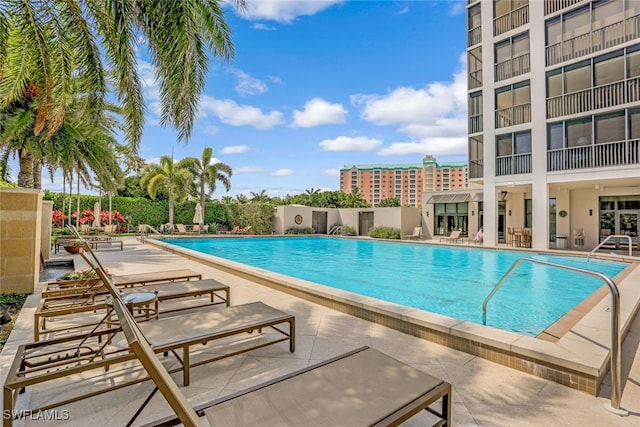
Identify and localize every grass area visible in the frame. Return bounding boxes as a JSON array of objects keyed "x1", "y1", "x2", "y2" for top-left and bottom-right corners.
[{"x1": 0, "y1": 293, "x2": 27, "y2": 353}]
